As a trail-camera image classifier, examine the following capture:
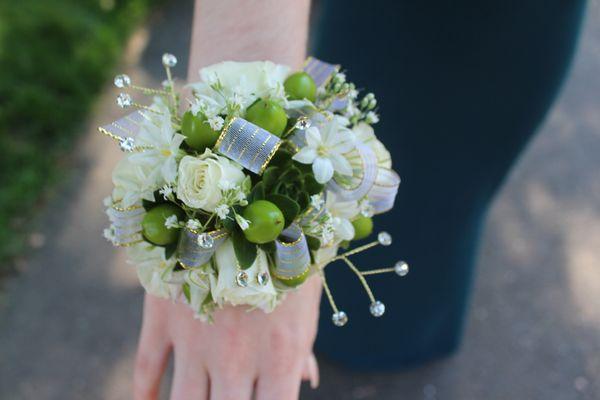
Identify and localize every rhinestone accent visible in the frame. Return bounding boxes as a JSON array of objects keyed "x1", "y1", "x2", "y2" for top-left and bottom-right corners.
[
  {"x1": 294, "y1": 117, "x2": 311, "y2": 130},
  {"x1": 257, "y1": 271, "x2": 269, "y2": 286},
  {"x1": 370, "y1": 301, "x2": 385, "y2": 317},
  {"x1": 162, "y1": 53, "x2": 177, "y2": 68},
  {"x1": 114, "y1": 74, "x2": 131, "y2": 88},
  {"x1": 332, "y1": 311, "x2": 348, "y2": 327},
  {"x1": 116, "y1": 93, "x2": 132, "y2": 108},
  {"x1": 197, "y1": 233, "x2": 214, "y2": 249},
  {"x1": 118, "y1": 137, "x2": 135, "y2": 152},
  {"x1": 394, "y1": 261, "x2": 409, "y2": 277},
  {"x1": 377, "y1": 231, "x2": 392, "y2": 246},
  {"x1": 236, "y1": 271, "x2": 249, "y2": 287}
]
